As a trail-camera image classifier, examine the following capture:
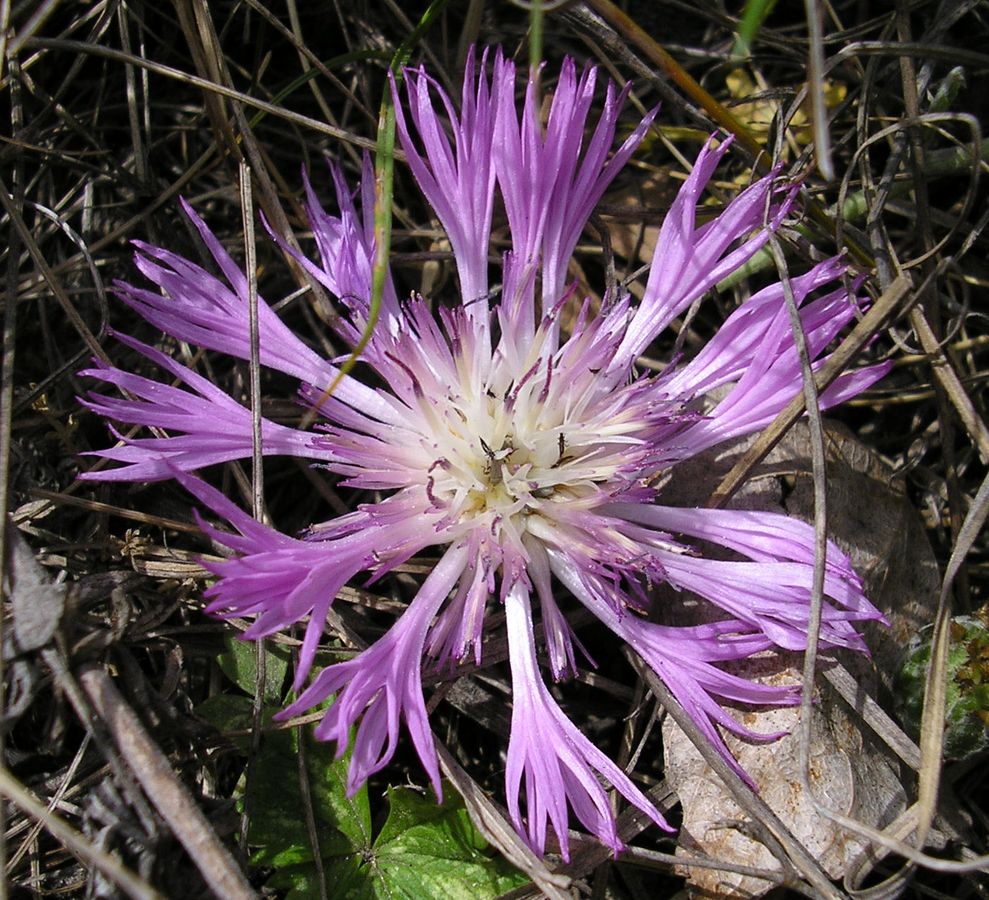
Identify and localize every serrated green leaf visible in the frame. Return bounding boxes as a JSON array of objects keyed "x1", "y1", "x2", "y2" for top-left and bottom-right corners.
[
  {"x1": 249, "y1": 721, "x2": 371, "y2": 865},
  {"x1": 195, "y1": 693, "x2": 372, "y2": 867},
  {"x1": 367, "y1": 786, "x2": 527, "y2": 900},
  {"x1": 251, "y1": 778, "x2": 526, "y2": 899},
  {"x1": 373, "y1": 785, "x2": 477, "y2": 849},
  {"x1": 216, "y1": 635, "x2": 293, "y2": 702}
]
